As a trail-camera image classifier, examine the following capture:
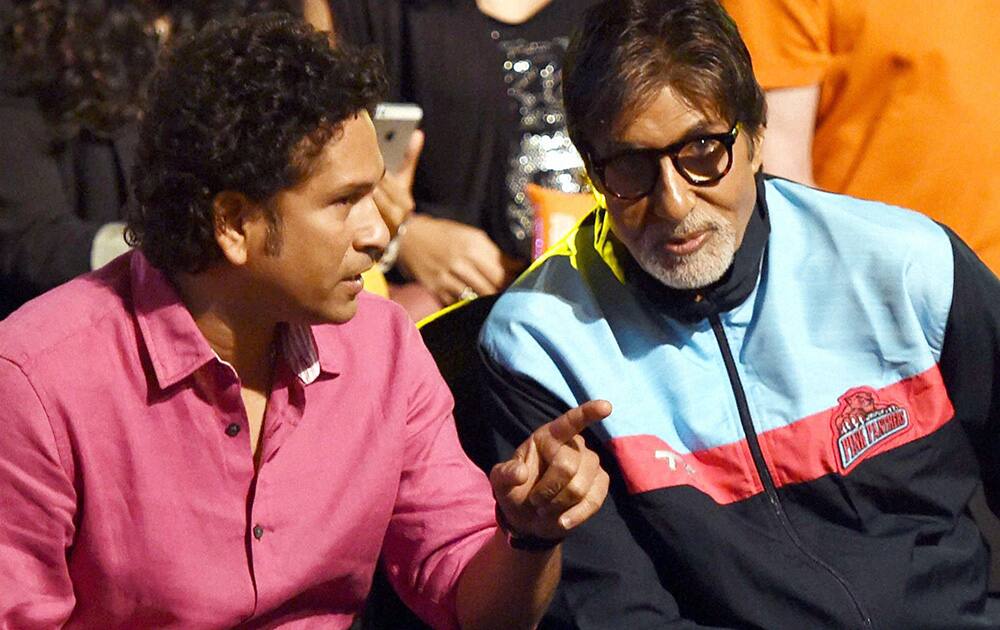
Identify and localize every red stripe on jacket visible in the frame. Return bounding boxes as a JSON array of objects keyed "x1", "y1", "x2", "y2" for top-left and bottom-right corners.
[{"x1": 606, "y1": 366, "x2": 954, "y2": 504}]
